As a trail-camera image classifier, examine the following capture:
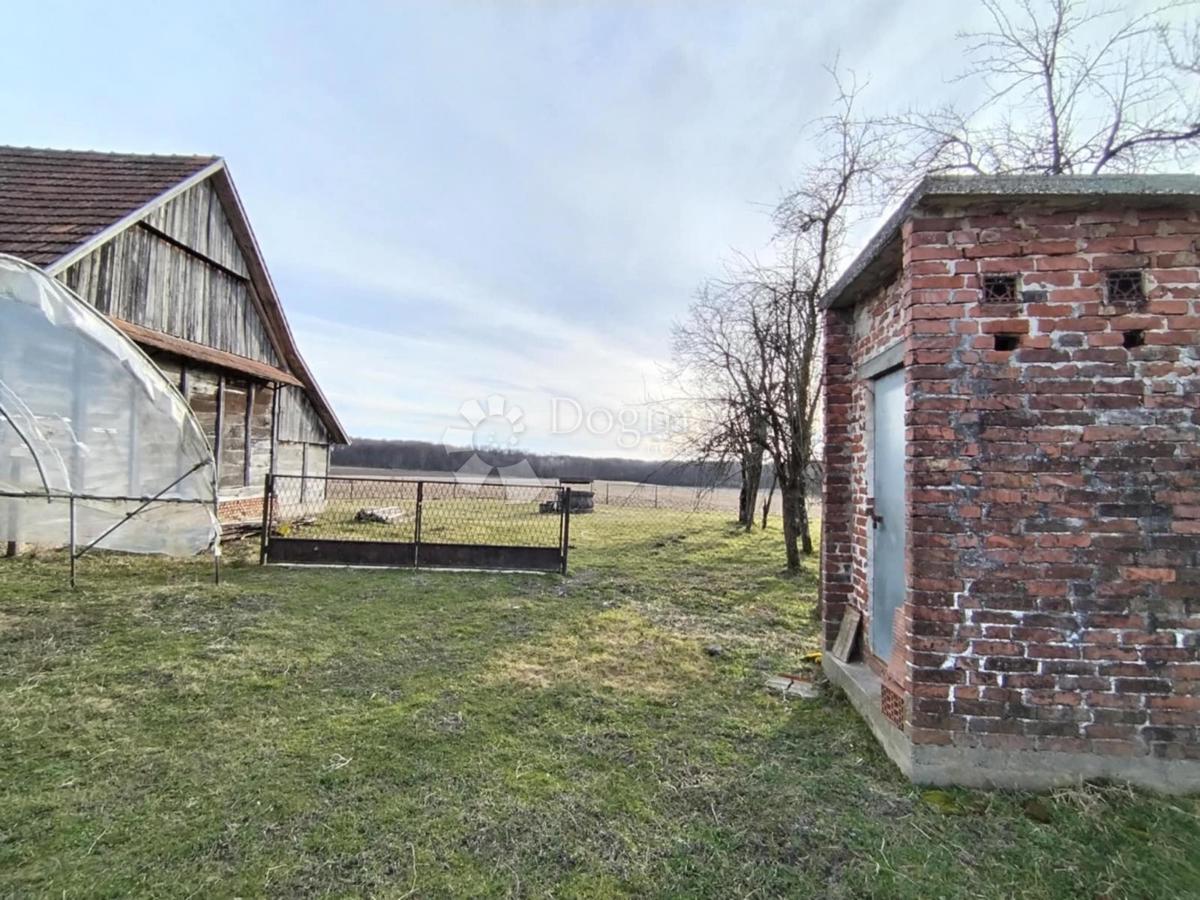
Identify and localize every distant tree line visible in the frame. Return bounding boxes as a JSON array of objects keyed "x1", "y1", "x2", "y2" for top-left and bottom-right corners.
[{"x1": 332, "y1": 438, "x2": 760, "y2": 488}]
